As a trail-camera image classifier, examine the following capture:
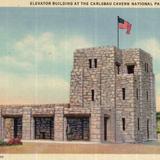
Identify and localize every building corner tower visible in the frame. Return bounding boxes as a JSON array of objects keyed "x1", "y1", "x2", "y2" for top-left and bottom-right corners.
[{"x1": 70, "y1": 46, "x2": 157, "y2": 143}]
